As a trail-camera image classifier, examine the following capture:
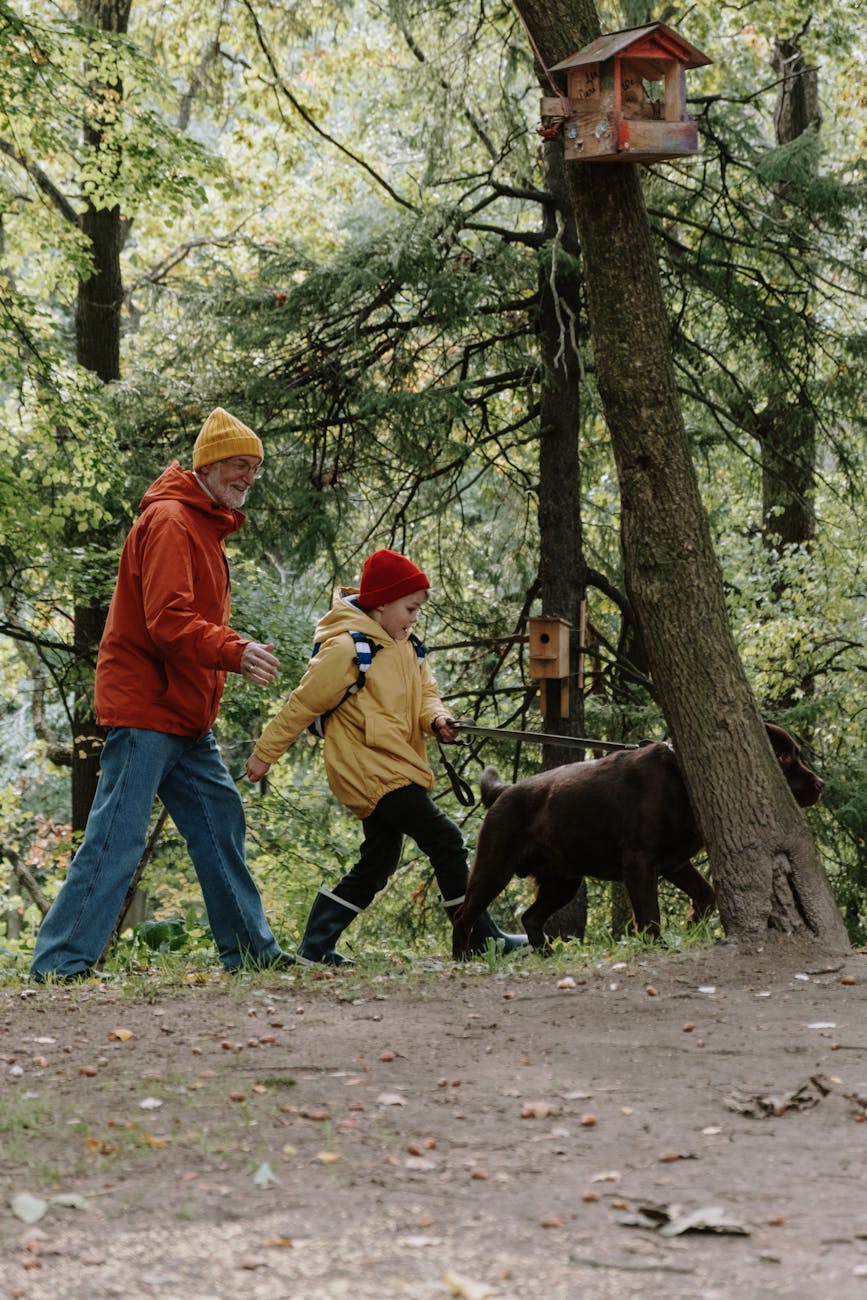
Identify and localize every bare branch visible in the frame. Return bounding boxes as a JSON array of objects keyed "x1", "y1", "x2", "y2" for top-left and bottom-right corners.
[
  {"x1": 239, "y1": 0, "x2": 415, "y2": 211},
  {"x1": 0, "y1": 140, "x2": 79, "y2": 225}
]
